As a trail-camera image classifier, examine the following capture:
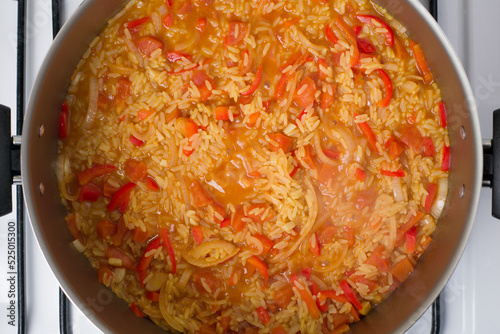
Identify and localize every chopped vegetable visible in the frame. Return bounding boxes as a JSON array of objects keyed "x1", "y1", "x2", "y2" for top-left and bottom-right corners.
[
  {"x1": 442, "y1": 145, "x2": 450, "y2": 171},
  {"x1": 190, "y1": 179, "x2": 214, "y2": 207},
  {"x1": 162, "y1": 13, "x2": 173, "y2": 28},
  {"x1": 291, "y1": 276, "x2": 320, "y2": 319},
  {"x1": 271, "y1": 326, "x2": 287, "y2": 334},
  {"x1": 274, "y1": 73, "x2": 288, "y2": 101},
  {"x1": 294, "y1": 76, "x2": 317, "y2": 108},
  {"x1": 269, "y1": 133, "x2": 293, "y2": 153},
  {"x1": 80, "y1": 182, "x2": 101, "y2": 202},
  {"x1": 225, "y1": 22, "x2": 248, "y2": 46},
  {"x1": 146, "y1": 291, "x2": 160, "y2": 302},
  {"x1": 406, "y1": 226, "x2": 417, "y2": 254},
  {"x1": 422, "y1": 137, "x2": 435, "y2": 158},
  {"x1": 196, "y1": 17, "x2": 207, "y2": 32},
  {"x1": 325, "y1": 24, "x2": 338, "y2": 44},
  {"x1": 354, "y1": 113, "x2": 379, "y2": 153},
  {"x1": 247, "y1": 203, "x2": 275, "y2": 223},
  {"x1": 354, "y1": 15, "x2": 394, "y2": 46},
  {"x1": 192, "y1": 70, "x2": 215, "y2": 102},
  {"x1": 105, "y1": 246, "x2": 136, "y2": 270},
  {"x1": 256, "y1": 306, "x2": 270, "y2": 325},
  {"x1": 96, "y1": 219, "x2": 117, "y2": 239},
  {"x1": 124, "y1": 159, "x2": 147, "y2": 182},
  {"x1": 129, "y1": 135, "x2": 145, "y2": 147},
  {"x1": 132, "y1": 227, "x2": 149, "y2": 243},
  {"x1": 334, "y1": 16, "x2": 359, "y2": 67},
  {"x1": 241, "y1": 66, "x2": 262, "y2": 96},
  {"x1": 366, "y1": 245, "x2": 389, "y2": 272},
  {"x1": 339, "y1": 280, "x2": 363, "y2": 310},
  {"x1": 59, "y1": 102, "x2": 69, "y2": 139},
  {"x1": 385, "y1": 137, "x2": 404, "y2": 160},
  {"x1": 130, "y1": 302, "x2": 143, "y2": 318},
  {"x1": 159, "y1": 228, "x2": 177, "y2": 274},
  {"x1": 410, "y1": 41, "x2": 434, "y2": 84},
  {"x1": 78, "y1": 164, "x2": 116, "y2": 185},
  {"x1": 137, "y1": 109, "x2": 154, "y2": 120},
  {"x1": 107, "y1": 182, "x2": 136, "y2": 212},
  {"x1": 391, "y1": 256, "x2": 414, "y2": 282},
  {"x1": 254, "y1": 233, "x2": 274, "y2": 255},
  {"x1": 309, "y1": 233, "x2": 321, "y2": 256},
  {"x1": 332, "y1": 324, "x2": 350, "y2": 334},
  {"x1": 377, "y1": 69, "x2": 393, "y2": 107},
  {"x1": 192, "y1": 226, "x2": 204, "y2": 245},
  {"x1": 97, "y1": 264, "x2": 113, "y2": 285},
  {"x1": 357, "y1": 38, "x2": 376, "y2": 54},
  {"x1": 215, "y1": 106, "x2": 230, "y2": 120},
  {"x1": 317, "y1": 58, "x2": 329, "y2": 81},
  {"x1": 220, "y1": 218, "x2": 231, "y2": 228},
  {"x1": 145, "y1": 175, "x2": 160, "y2": 191},
  {"x1": 425, "y1": 183, "x2": 438, "y2": 213},
  {"x1": 274, "y1": 284, "x2": 294, "y2": 309},
  {"x1": 317, "y1": 290, "x2": 349, "y2": 304},
  {"x1": 320, "y1": 83, "x2": 336, "y2": 109},
  {"x1": 438, "y1": 102, "x2": 447, "y2": 128},
  {"x1": 165, "y1": 51, "x2": 192, "y2": 62},
  {"x1": 247, "y1": 256, "x2": 268, "y2": 288},
  {"x1": 134, "y1": 36, "x2": 164, "y2": 57},
  {"x1": 399, "y1": 123, "x2": 424, "y2": 152},
  {"x1": 355, "y1": 168, "x2": 366, "y2": 181},
  {"x1": 380, "y1": 169, "x2": 405, "y2": 177}
]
